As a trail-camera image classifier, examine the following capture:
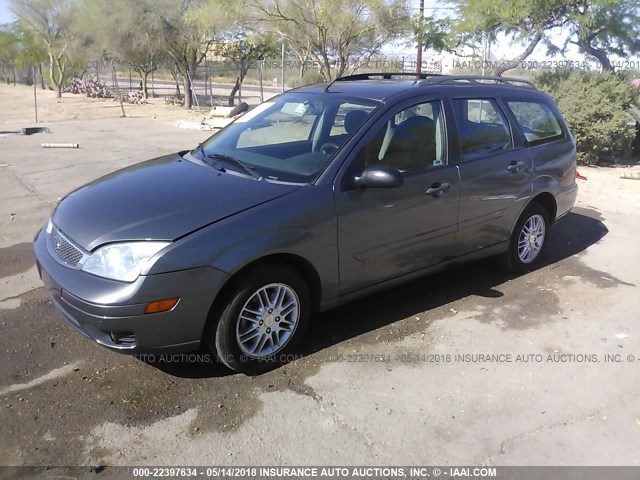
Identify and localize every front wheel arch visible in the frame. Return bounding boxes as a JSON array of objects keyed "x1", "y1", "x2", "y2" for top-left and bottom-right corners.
[
  {"x1": 209, "y1": 253, "x2": 321, "y2": 318},
  {"x1": 201, "y1": 254, "x2": 320, "y2": 357}
]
